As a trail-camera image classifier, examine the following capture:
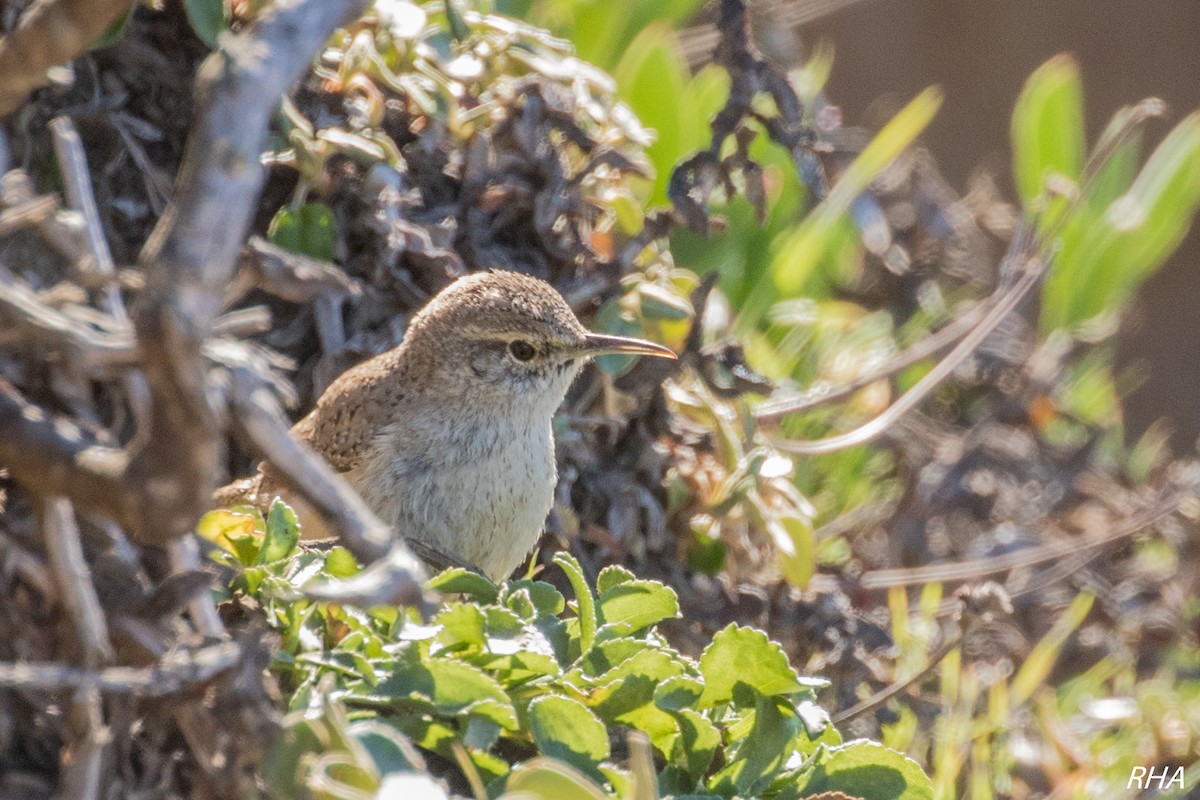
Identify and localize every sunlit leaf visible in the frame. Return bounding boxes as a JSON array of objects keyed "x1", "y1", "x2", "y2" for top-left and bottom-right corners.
[
  {"x1": 197, "y1": 509, "x2": 258, "y2": 556},
  {"x1": 259, "y1": 499, "x2": 301, "y2": 564},
  {"x1": 698, "y1": 624, "x2": 825, "y2": 707},
  {"x1": 772, "y1": 86, "x2": 943, "y2": 294},
  {"x1": 597, "y1": 577, "x2": 680, "y2": 634},
  {"x1": 554, "y1": 552, "x2": 597, "y2": 655},
  {"x1": 766, "y1": 513, "x2": 815, "y2": 589},
  {"x1": 1042, "y1": 112, "x2": 1200, "y2": 329},
  {"x1": 1011, "y1": 54, "x2": 1085, "y2": 213},
  {"x1": 426, "y1": 567, "x2": 499, "y2": 604},
  {"x1": 527, "y1": 696, "x2": 610, "y2": 775},
  {"x1": 503, "y1": 757, "x2": 609, "y2": 800},
  {"x1": 790, "y1": 739, "x2": 934, "y2": 800}
]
